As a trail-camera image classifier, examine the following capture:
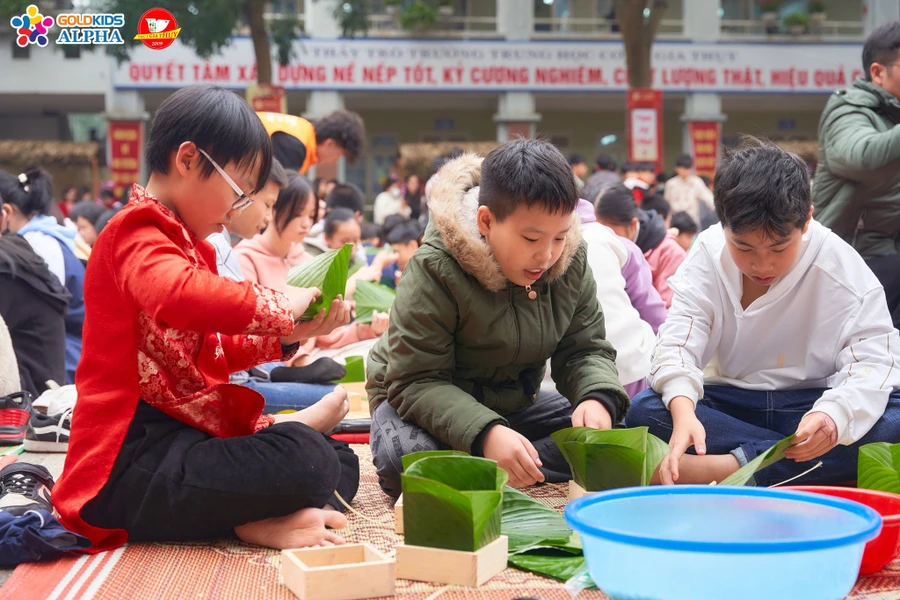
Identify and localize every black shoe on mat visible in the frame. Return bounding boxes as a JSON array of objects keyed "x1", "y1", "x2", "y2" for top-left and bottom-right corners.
[{"x1": 0, "y1": 463, "x2": 55, "y2": 516}]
